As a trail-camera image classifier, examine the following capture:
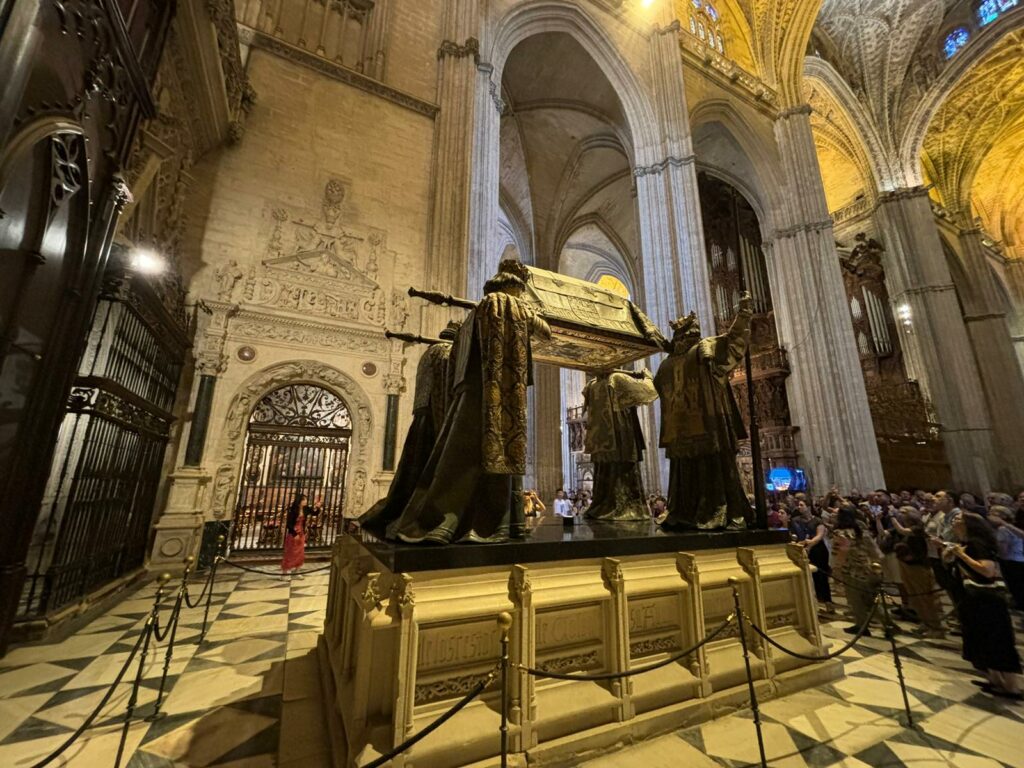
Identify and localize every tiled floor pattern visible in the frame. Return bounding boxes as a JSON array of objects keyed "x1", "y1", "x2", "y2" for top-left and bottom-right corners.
[
  {"x1": 0, "y1": 566, "x2": 331, "y2": 767},
  {"x1": 2, "y1": 570, "x2": 1023, "y2": 767},
  {"x1": 581, "y1": 598, "x2": 1024, "y2": 768}
]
